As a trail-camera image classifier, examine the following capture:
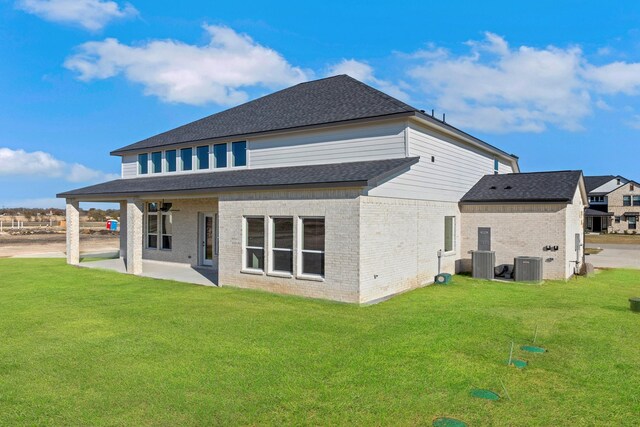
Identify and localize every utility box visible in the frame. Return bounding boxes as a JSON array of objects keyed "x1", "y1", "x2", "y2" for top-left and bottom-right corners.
[
  {"x1": 472, "y1": 251, "x2": 496, "y2": 280},
  {"x1": 514, "y1": 256, "x2": 543, "y2": 282}
]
